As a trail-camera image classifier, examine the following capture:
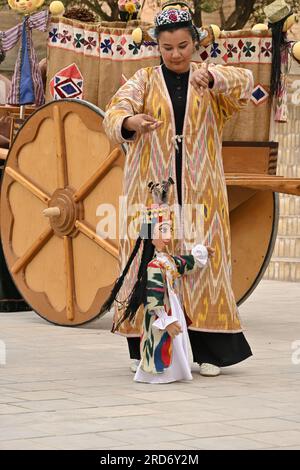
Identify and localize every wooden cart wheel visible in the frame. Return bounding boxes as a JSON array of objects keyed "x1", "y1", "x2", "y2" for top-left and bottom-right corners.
[
  {"x1": 1, "y1": 100, "x2": 125, "y2": 325},
  {"x1": 229, "y1": 187, "x2": 279, "y2": 305}
]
